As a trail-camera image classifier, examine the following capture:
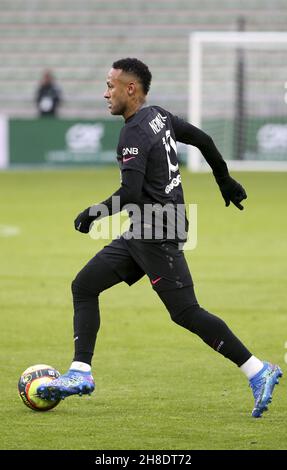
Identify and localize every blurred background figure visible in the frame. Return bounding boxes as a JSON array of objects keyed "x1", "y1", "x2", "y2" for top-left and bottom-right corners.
[{"x1": 35, "y1": 70, "x2": 62, "y2": 117}]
